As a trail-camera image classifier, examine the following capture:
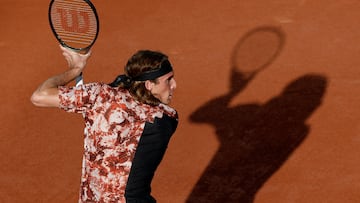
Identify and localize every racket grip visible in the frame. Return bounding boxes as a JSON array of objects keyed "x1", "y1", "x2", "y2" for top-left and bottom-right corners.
[{"x1": 75, "y1": 73, "x2": 83, "y2": 86}]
